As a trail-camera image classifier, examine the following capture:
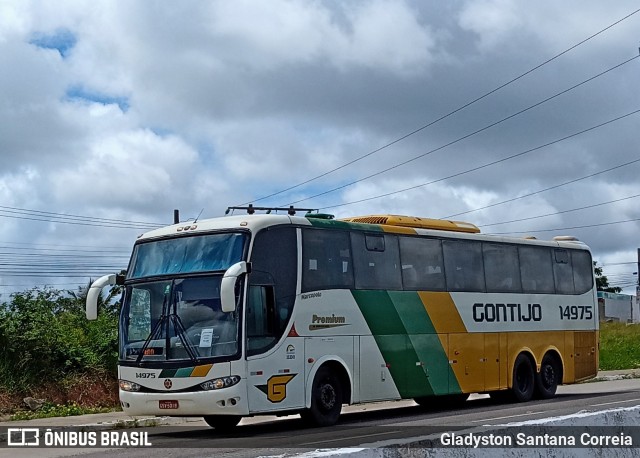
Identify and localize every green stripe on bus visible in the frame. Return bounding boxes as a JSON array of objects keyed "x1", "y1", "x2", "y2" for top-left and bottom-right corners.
[
  {"x1": 306, "y1": 218, "x2": 384, "y2": 232},
  {"x1": 175, "y1": 367, "x2": 195, "y2": 377},
  {"x1": 351, "y1": 290, "x2": 434, "y2": 397},
  {"x1": 352, "y1": 290, "x2": 461, "y2": 397},
  {"x1": 159, "y1": 369, "x2": 177, "y2": 378}
]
